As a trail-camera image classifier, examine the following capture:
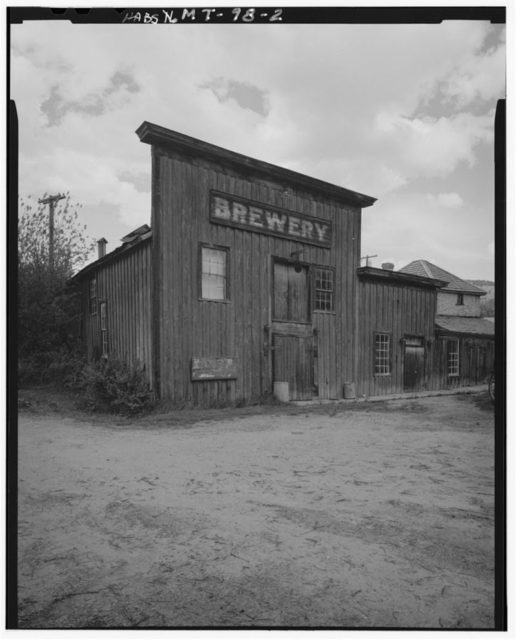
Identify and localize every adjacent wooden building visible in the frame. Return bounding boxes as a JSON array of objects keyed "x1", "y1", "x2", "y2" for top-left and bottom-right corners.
[{"x1": 73, "y1": 122, "x2": 494, "y2": 405}]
